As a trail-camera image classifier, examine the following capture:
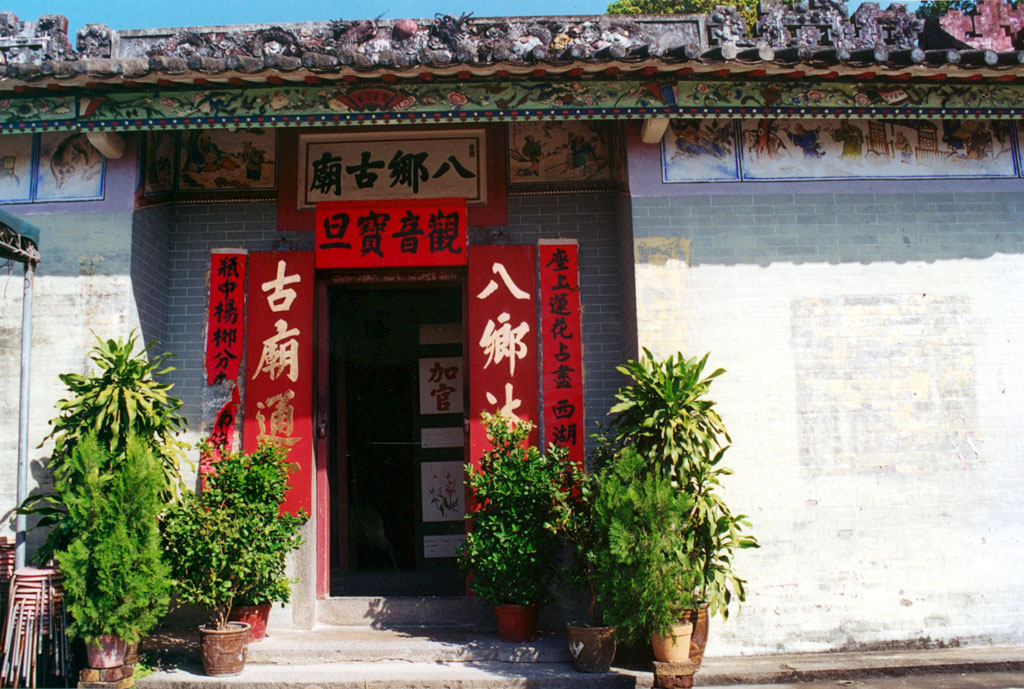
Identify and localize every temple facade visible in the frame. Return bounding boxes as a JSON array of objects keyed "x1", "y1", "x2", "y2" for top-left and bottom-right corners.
[{"x1": 1, "y1": 0, "x2": 1023, "y2": 655}]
